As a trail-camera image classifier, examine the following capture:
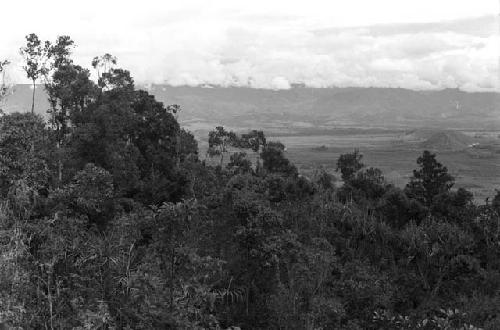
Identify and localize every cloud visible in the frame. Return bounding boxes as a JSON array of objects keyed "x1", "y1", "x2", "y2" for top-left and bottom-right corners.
[
  {"x1": 149, "y1": 15, "x2": 499, "y2": 91},
  {"x1": 271, "y1": 77, "x2": 291, "y2": 90},
  {"x1": 0, "y1": 1, "x2": 498, "y2": 91},
  {"x1": 313, "y1": 15, "x2": 499, "y2": 38}
]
